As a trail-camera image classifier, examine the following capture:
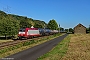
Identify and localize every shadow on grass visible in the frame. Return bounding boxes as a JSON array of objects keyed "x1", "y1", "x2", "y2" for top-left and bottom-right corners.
[{"x1": 0, "y1": 36, "x2": 14, "y2": 40}]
